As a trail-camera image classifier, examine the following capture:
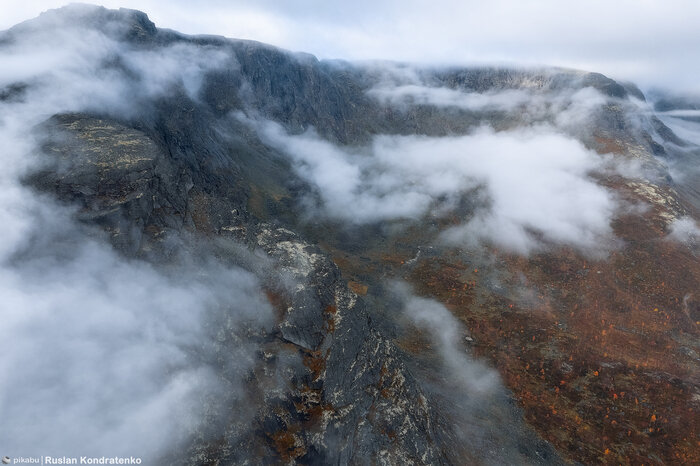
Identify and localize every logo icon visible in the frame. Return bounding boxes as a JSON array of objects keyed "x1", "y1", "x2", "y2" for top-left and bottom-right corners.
[{"x1": 2, "y1": 456, "x2": 10, "y2": 464}]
